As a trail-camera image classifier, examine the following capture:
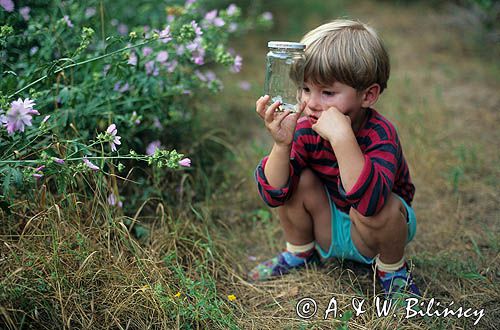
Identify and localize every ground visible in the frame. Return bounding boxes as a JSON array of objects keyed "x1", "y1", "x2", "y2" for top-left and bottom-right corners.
[{"x1": 220, "y1": 1, "x2": 500, "y2": 329}]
